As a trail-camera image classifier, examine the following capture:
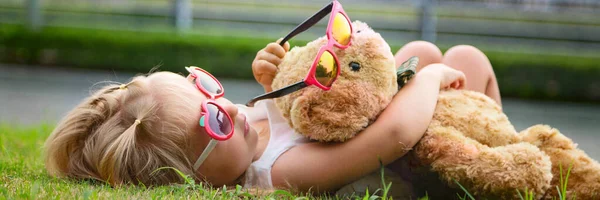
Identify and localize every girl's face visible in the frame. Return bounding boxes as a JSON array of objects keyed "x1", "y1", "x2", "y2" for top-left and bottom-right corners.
[{"x1": 150, "y1": 72, "x2": 259, "y2": 186}]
